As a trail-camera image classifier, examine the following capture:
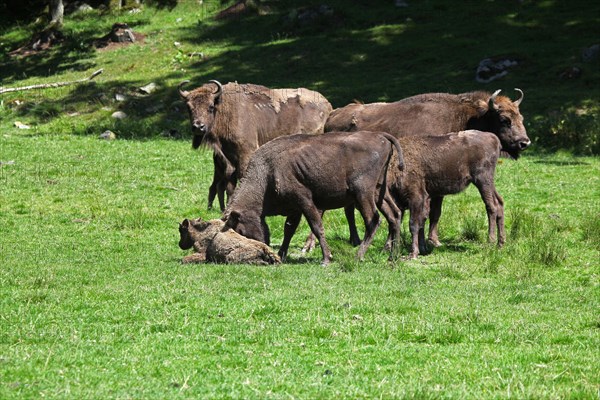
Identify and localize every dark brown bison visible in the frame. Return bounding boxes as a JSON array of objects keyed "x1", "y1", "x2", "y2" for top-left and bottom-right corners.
[
  {"x1": 325, "y1": 89, "x2": 529, "y2": 159},
  {"x1": 383, "y1": 130, "x2": 505, "y2": 258},
  {"x1": 223, "y1": 131, "x2": 404, "y2": 265},
  {"x1": 179, "y1": 80, "x2": 332, "y2": 208},
  {"x1": 322, "y1": 89, "x2": 527, "y2": 248}
]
